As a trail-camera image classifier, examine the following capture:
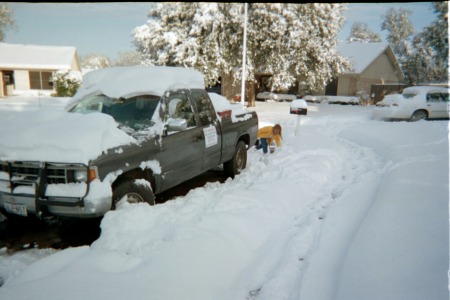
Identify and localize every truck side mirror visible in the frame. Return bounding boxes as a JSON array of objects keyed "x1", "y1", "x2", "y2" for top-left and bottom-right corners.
[{"x1": 166, "y1": 118, "x2": 188, "y2": 133}]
